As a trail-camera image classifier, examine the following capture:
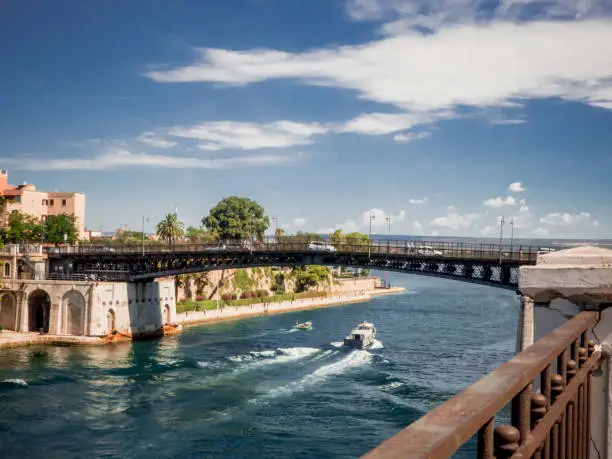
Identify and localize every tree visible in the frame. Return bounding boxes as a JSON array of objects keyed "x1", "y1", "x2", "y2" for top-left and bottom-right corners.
[
  {"x1": 43, "y1": 214, "x2": 79, "y2": 244},
  {"x1": 4, "y1": 211, "x2": 43, "y2": 243},
  {"x1": 292, "y1": 265, "x2": 330, "y2": 292},
  {"x1": 156, "y1": 213, "x2": 185, "y2": 246},
  {"x1": 186, "y1": 226, "x2": 216, "y2": 243},
  {"x1": 274, "y1": 228, "x2": 285, "y2": 239},
  {"x1": 327, "y1": 229, "x2": 369, "y2": 248},
  {"x1": 202, "y1": 196, "x2": 269, "y2": 240}
]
